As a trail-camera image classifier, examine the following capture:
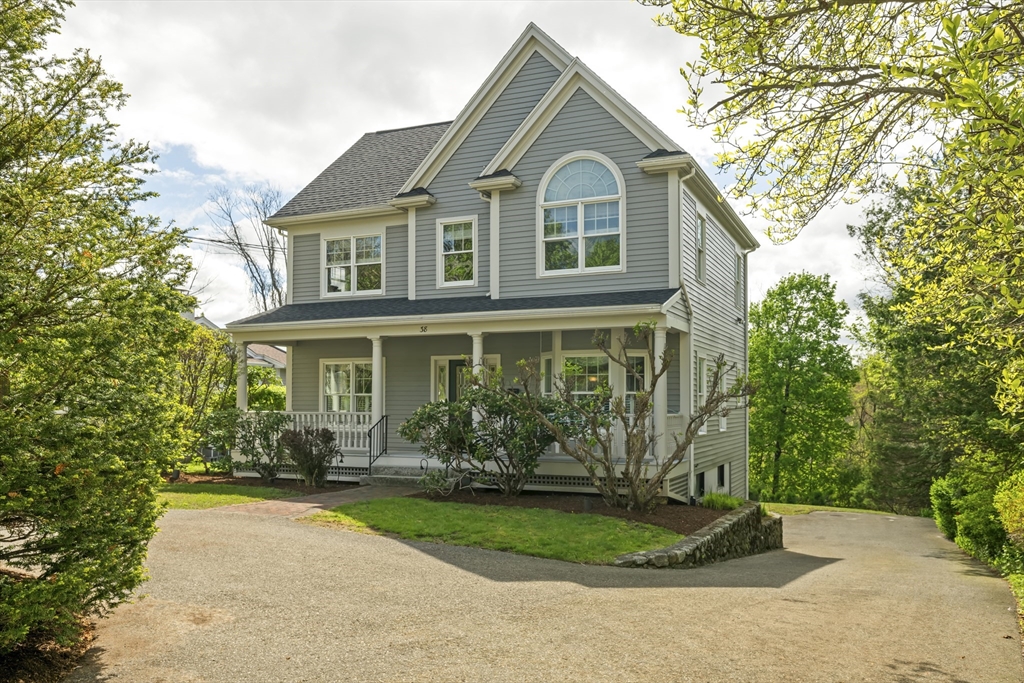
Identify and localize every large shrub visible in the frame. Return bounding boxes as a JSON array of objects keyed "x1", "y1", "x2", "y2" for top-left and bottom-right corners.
[
  {"x1": 236, "y1": 411, "x2": 290, "y2": 484},
  {"x1": 930, "y1": 476, "x2": 959, "y2": 540},
  {"x1": 0, "y1": 0, "x2": 192, "y2": 652},
  {"x1": 399, "y1": 373, "x2": 555, "y2": 497},
  {"x1": 281, "y1": 428, "x2": 342, "y2": 487}
]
